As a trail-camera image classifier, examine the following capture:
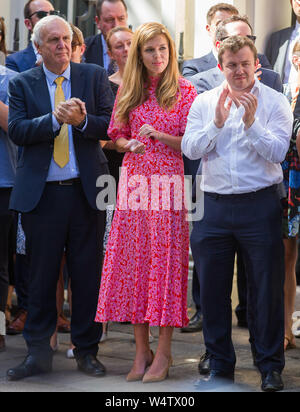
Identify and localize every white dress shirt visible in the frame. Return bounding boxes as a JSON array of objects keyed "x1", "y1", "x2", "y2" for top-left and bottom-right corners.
[{"x1": 182, "y1": 79, "x2": 293, "y2": 194}]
